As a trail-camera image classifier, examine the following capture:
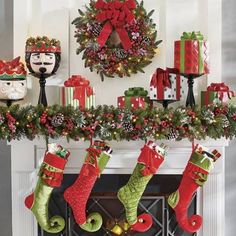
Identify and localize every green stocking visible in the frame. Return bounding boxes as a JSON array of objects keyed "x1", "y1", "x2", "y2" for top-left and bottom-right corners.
[
  {"x1": 118, "y1": 164, "x2": 152, "y2": 224},
  {"x1": 25, "y1": 144, "x2": 70, "y2": 234},
  {"x1": 118, "y1": 141, "x2": 166, "y2": 232}
]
